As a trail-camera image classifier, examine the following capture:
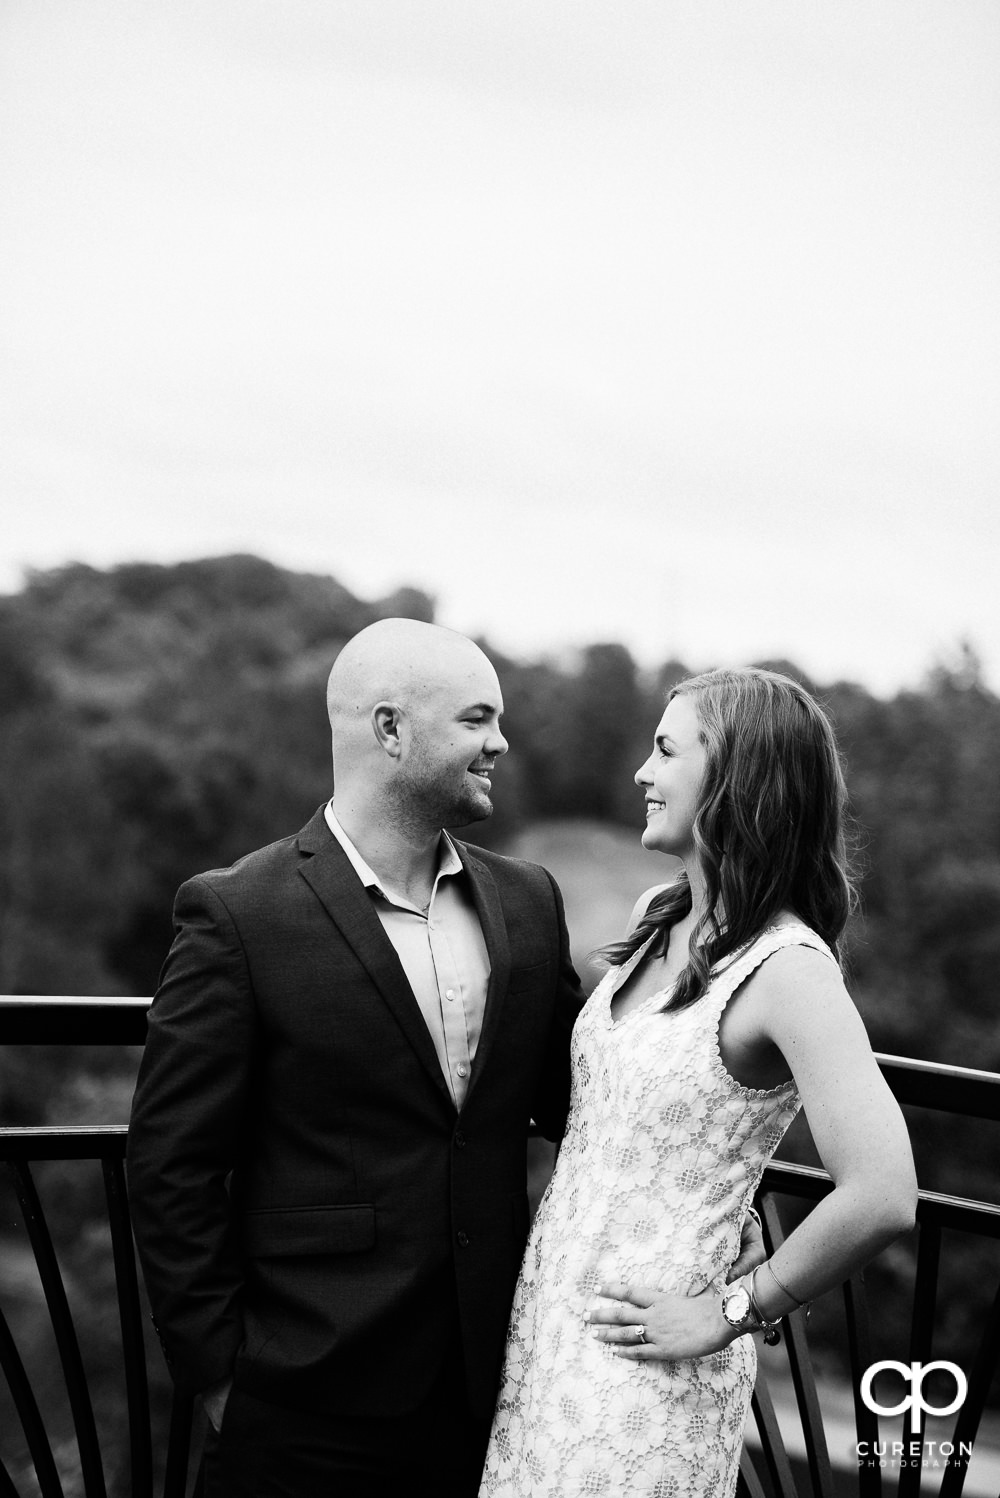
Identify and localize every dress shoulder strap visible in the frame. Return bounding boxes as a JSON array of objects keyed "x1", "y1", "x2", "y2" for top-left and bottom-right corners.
[{"x1": 707, "y1": 922, "x2": 837, "y2": 1007}]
